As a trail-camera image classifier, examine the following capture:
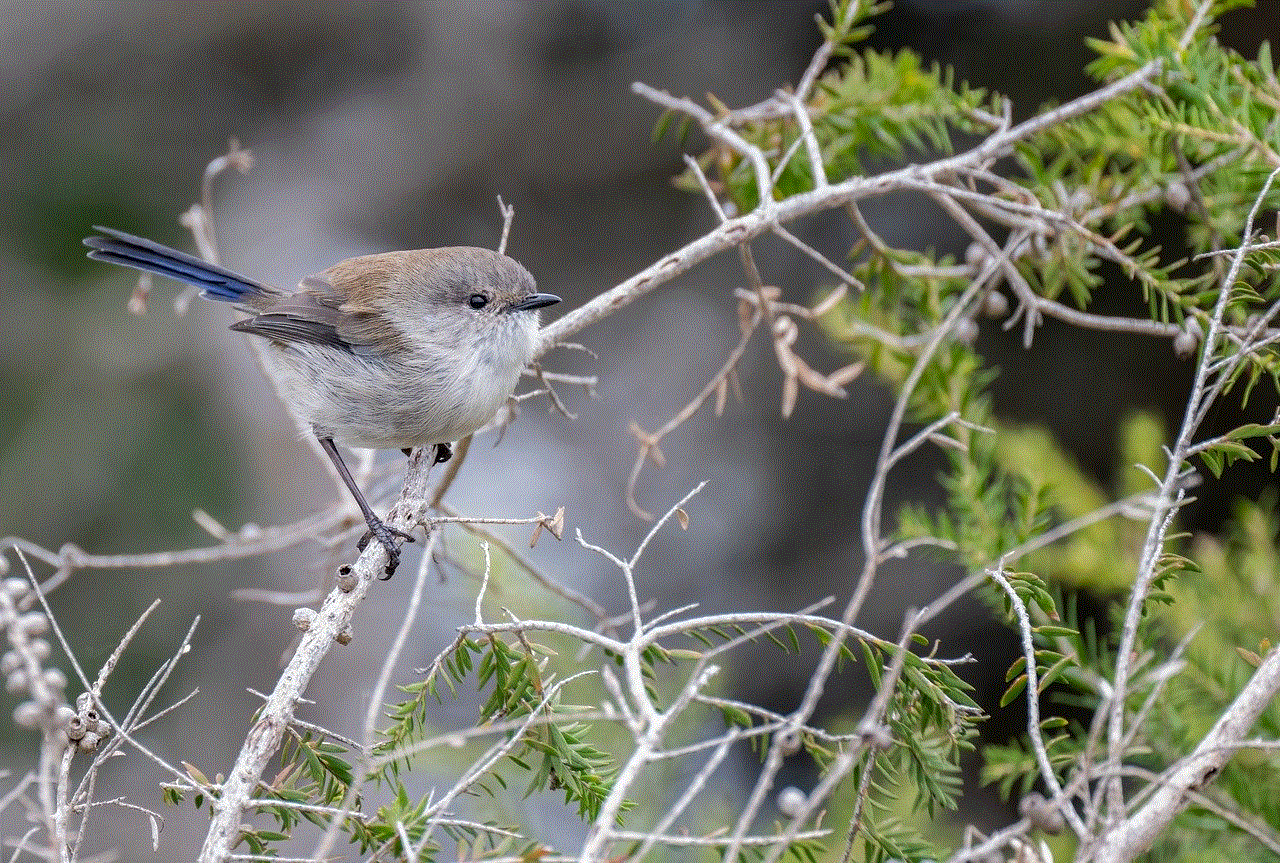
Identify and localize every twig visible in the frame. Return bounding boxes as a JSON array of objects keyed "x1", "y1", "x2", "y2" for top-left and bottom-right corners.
[
  {"x1": 495, "y1": 195, "x2": 515, "y2": 256},
  {"x1": 986, "y1": 563, "x2": 1088, "y2": 839}
]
